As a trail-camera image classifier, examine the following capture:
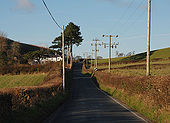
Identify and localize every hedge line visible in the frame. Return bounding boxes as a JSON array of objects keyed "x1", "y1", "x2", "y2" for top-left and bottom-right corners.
[
  {"x1": 0, "y1": 62, "x2": 60, "y2": 75},
  {"x1": 0, "y1": 63, "x2": 63, "y2": 122}
]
